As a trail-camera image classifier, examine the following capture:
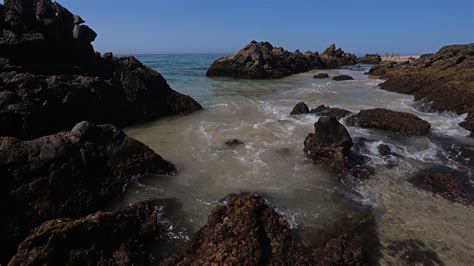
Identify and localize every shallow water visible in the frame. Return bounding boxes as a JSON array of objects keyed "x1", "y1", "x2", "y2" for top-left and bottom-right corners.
[{"x1": 119, "y1": 54, "x2": 474, "y2": 264}]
